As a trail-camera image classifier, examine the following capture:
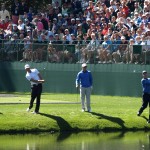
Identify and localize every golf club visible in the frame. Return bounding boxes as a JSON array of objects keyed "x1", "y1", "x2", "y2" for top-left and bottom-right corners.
[
  {"x1": 147, "y1": 101, "x2": 150, "y2": 123},
  {"x1": 76, "y1": 87, "x2": 79, "y2": 110}
]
